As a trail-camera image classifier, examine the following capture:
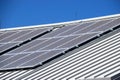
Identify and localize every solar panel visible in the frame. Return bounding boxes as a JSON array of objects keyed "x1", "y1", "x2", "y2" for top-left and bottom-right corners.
[
  {"x1": 0, "y1": 27, "x2": 52, "y2": 54},
  {"x1": 0, "y1": 49, "x2": 65, "y2": 70},
  {"x1": 0, "y1": 29, "x2": 32, "y2": 43},
  {"x1": 0, "y1": 17, "x2": 120, "y2": 71}
]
